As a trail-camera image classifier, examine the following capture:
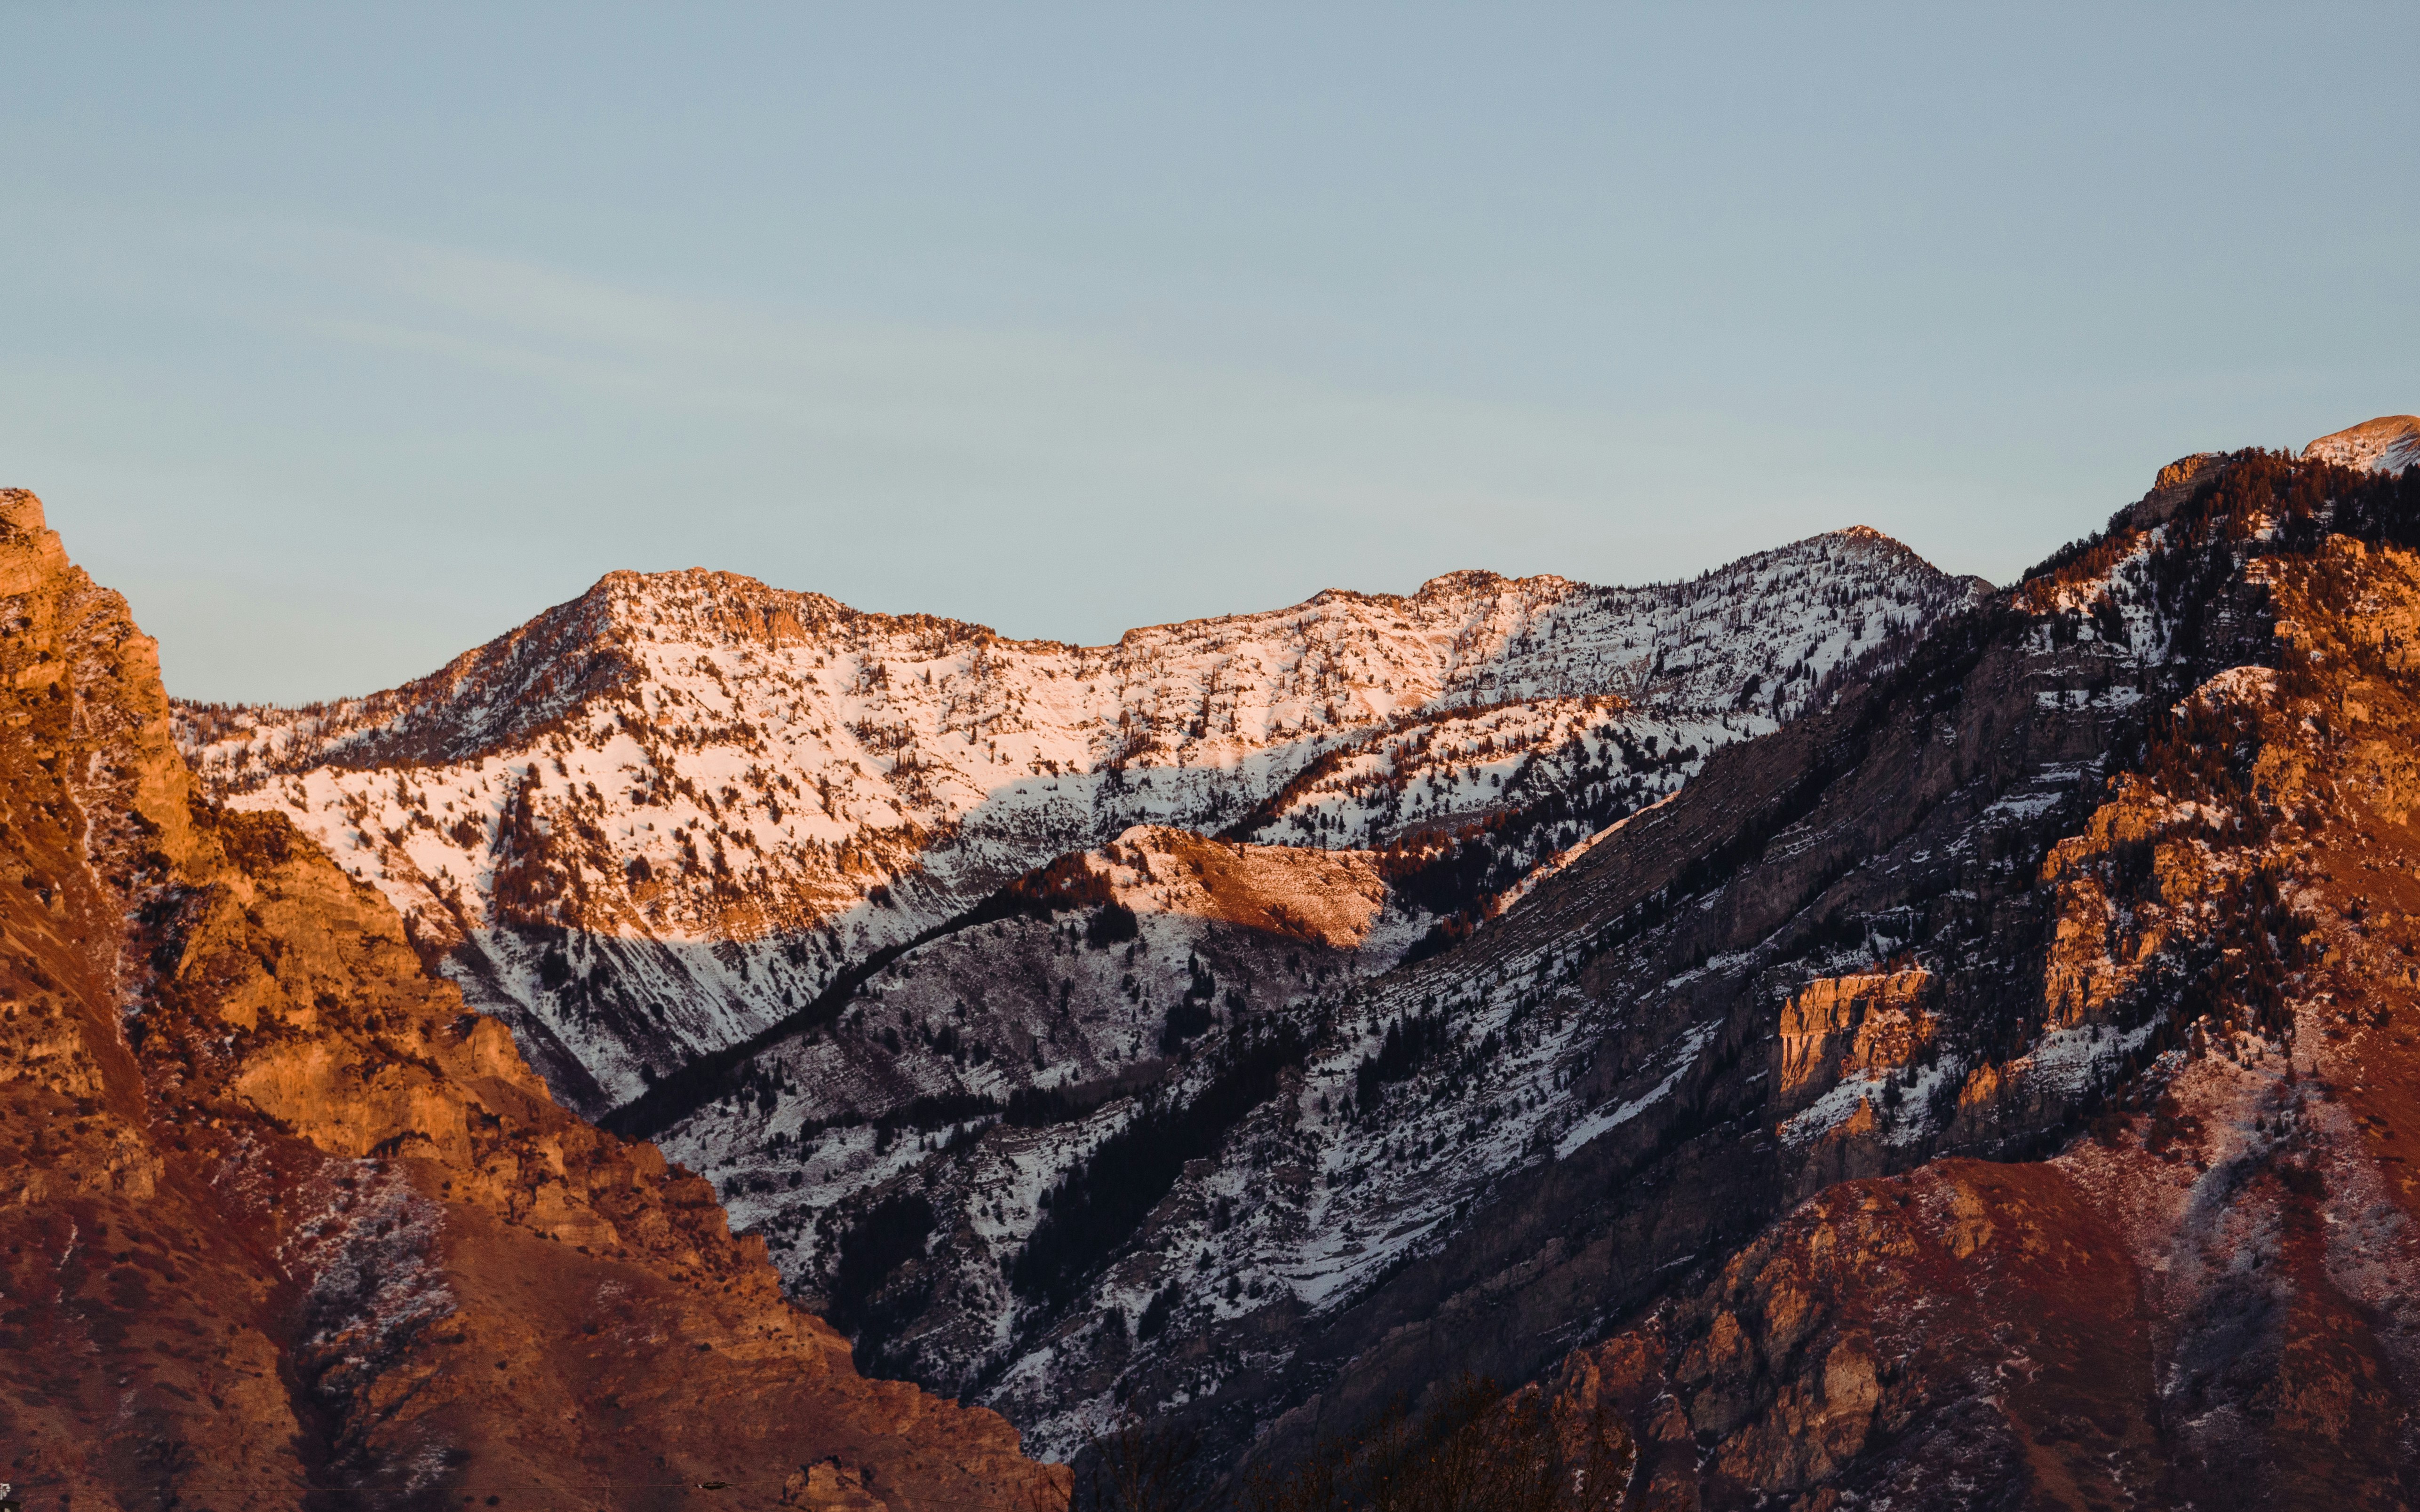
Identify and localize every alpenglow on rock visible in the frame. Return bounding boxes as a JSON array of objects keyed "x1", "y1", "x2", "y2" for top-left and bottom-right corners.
[
  {"x1": 2302, "y1": 413, "x2": 2420, "y2": 474},
  {"x1": 0, "y1": 487, "x2": 1059, "y2": 1508},
  {"x1": 175, "y1": 530, "x2": 1982, "y2": 1115}
]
